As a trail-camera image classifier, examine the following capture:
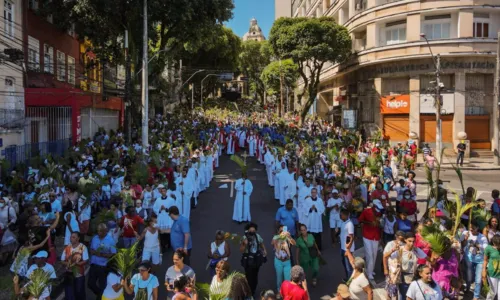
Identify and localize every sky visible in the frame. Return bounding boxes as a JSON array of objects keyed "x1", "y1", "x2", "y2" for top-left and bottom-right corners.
[{"x1": 225, "y1": 0, "x2": 275, "y2": 39}]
